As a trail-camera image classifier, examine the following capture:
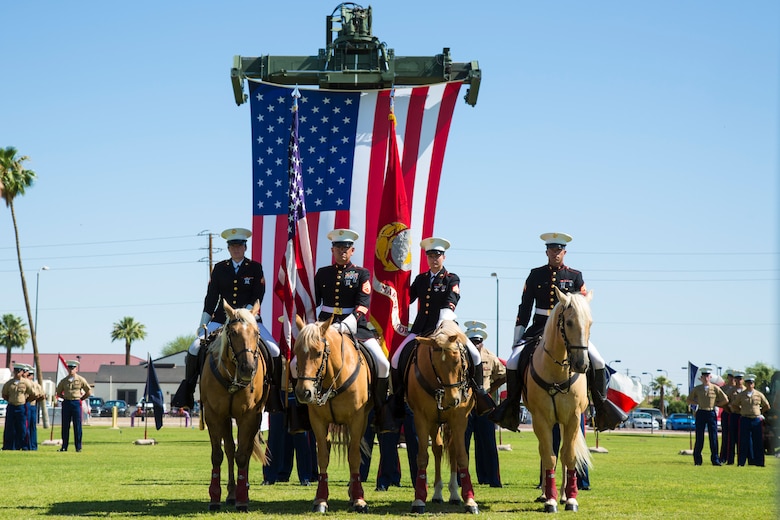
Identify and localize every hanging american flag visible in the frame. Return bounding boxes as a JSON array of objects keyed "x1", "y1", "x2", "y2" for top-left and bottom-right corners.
[
  {"x1": 249, "y1": 80, "x2": 463, "y2": 339},
  {"x1": 273, "y1": 88, "x2": 317, "y2": 355}
]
